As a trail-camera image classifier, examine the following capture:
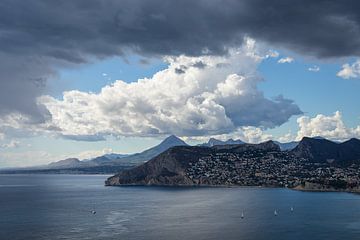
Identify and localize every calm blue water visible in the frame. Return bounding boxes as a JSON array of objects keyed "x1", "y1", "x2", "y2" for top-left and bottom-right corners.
[{"x1": 1, "y1": 174, "x2": 360, "y2": 240}]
